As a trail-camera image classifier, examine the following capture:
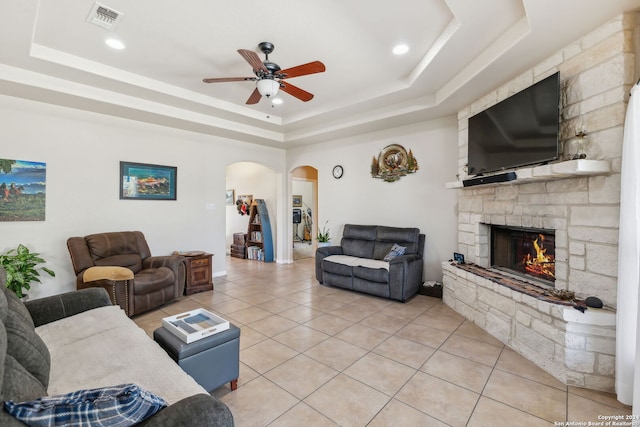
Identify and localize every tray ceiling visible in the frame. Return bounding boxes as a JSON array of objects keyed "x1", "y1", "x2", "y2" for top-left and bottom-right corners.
[{"x1": 1, "y1": 0, "x2": 639, "y2": 148}]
